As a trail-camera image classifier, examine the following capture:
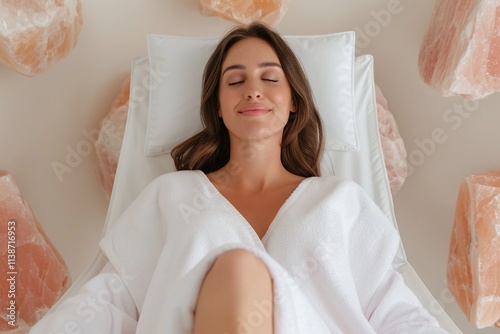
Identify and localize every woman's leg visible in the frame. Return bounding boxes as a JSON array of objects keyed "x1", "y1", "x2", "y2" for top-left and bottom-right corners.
[{"x1": 193, "y1": 249, "x2": 274, "y2": 334}]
